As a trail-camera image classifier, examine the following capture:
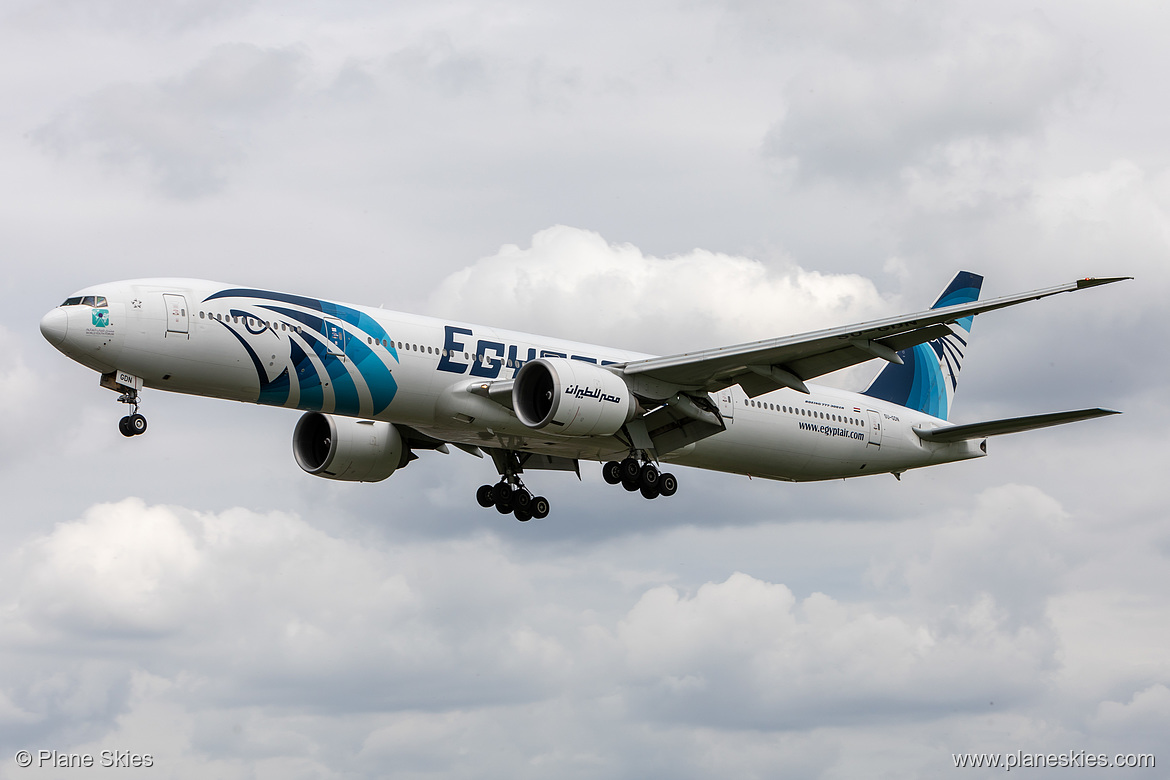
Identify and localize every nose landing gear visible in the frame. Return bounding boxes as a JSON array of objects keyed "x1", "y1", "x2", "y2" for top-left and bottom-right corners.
[
  {"x1": 117, "y1": 388, "x2": 148, "y2": 437},
  {"x1": 102, "y1": 371, "x2": 148, "y2": 437}
]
